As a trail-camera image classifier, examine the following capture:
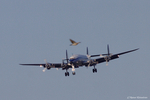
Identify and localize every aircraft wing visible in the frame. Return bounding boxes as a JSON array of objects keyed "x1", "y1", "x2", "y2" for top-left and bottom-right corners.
[
  {"x1": 95, "y1": 55, "x2": 119, "y2": 63},
  {"x1": 95, "y1": 48, "x2": 139, "y2": 63},
  {"x1": 20, "y1": 64, "x2": 45, "y2": 66},
  {"x1": 20, "y1": 63, "x2": 63, "y2": 68},
  {"x1": 112, "y1": 48, "x2": 139, "y2": 56}
]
